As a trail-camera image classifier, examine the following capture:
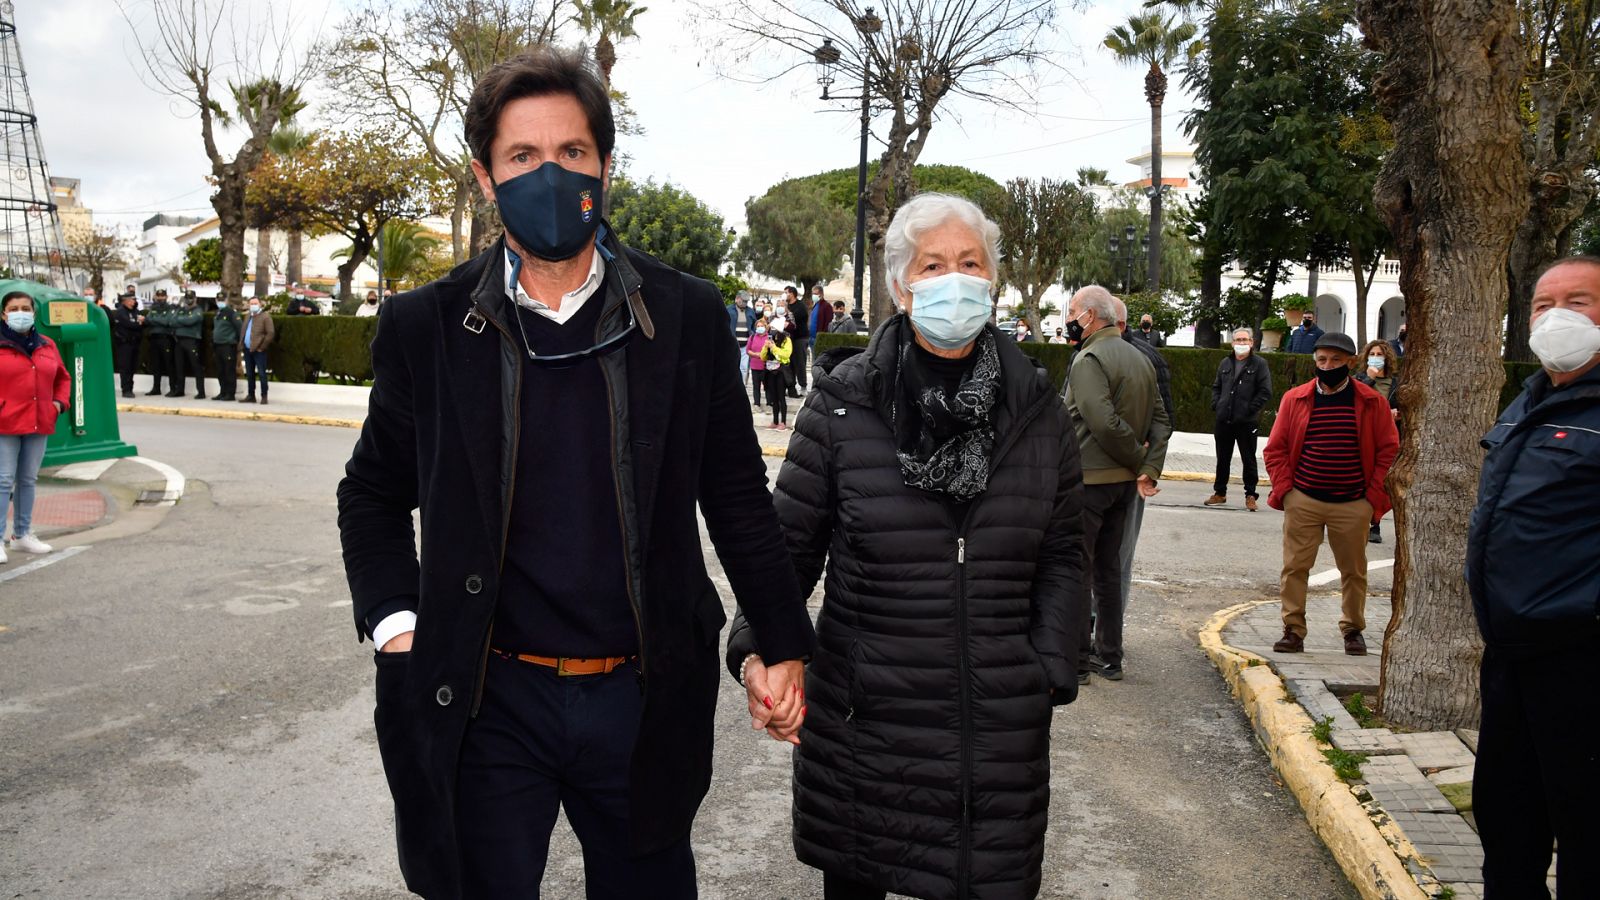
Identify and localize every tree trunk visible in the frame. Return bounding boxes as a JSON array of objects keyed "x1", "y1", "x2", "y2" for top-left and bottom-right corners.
[
  {"x1": 451, "y1": 178, "x2": 470, "y2": 263},
  {"x1": 286, "y1": 228, "x2": 303, "y2": 289},
  {"x1": 213, "y1": 167, "x2": 249, "y2": 299},
  {"x1": 1253, "y1": 257, "x2": 1280, "y2": 349},
  {"x1": 1351, "y1": 242, "x2": 1368, "y2": 347},
  {"x1": 254, "y1": 227, "x2": 272, "y2": 298},
  {"x1": 1504, "y1": 179, "x2": 1592, "y2": 362},
  {"x1": 1194, "y1": 247, "x2": 1223, "y2": 348},
  {"x1": 1147, "y1": 94, "x2": 1163, "y2": 293},
  {"x1": 1358, "y1": 0, "x2": 1527, "y2": 731},
  {"x1": 336, "y1": 238, "x2": 371, "y2": 306},
  {"x1": 470, "y1": 194, "x2": 500, "y2": 256}
]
